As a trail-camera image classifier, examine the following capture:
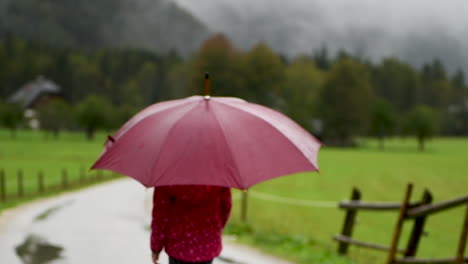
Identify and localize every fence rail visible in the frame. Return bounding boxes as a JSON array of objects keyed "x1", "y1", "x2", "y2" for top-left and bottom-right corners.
[
  {"x1": 339, "y1": 200, "x2": 423, "y2": 211},
  {"x1": 407, "y1": 195, "x2": 468, "y2": 219},
  {"x1": 0, "y1": 167, "x2": 120, "y2": 203},
  {"x1": 333, "y1": 234, "x2": 405, "y2": 254},
  {"x1": 334, "y1": 183, "x2": 468, "y2": 264}
]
